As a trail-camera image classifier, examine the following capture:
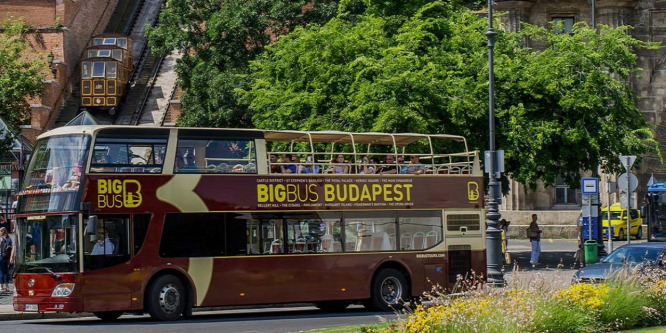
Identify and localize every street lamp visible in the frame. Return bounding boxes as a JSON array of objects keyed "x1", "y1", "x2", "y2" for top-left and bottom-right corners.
[
  {"x1": 46, "y1": 51, "x2": 57, "y2": 77},
  {"x1": 485, "y1": 0, "x2": 504, "y2": 286}
]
